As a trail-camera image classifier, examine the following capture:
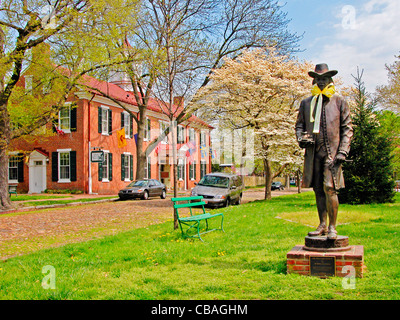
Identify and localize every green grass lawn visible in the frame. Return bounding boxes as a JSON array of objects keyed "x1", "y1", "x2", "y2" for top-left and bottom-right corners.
[{"x1": 1, "y1": 192, "x2": 399, "y2": 300}]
